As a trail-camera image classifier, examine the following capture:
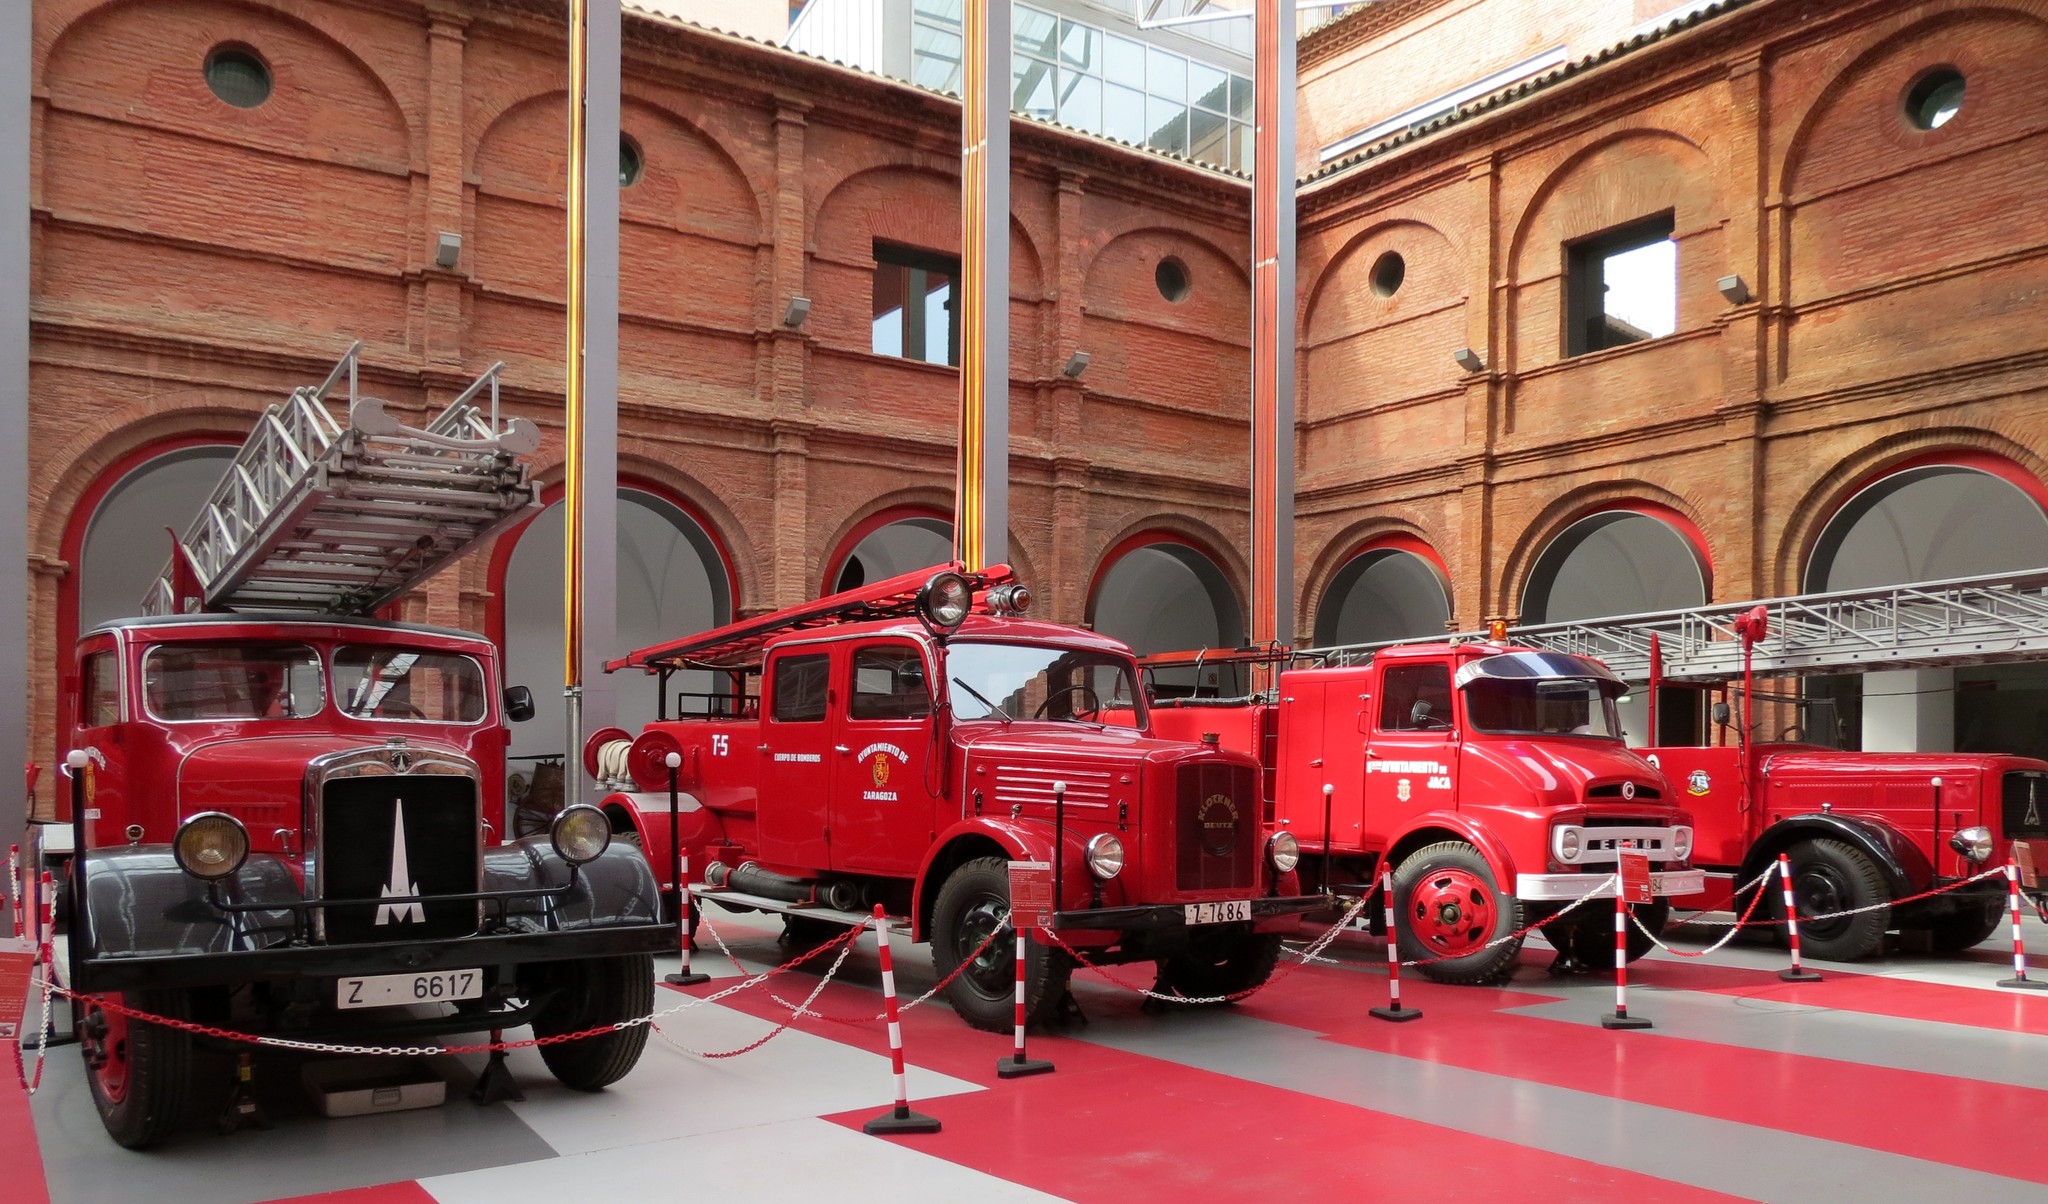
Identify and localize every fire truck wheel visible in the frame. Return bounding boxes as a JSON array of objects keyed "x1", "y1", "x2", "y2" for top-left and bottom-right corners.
[
  {"x1": 82, "y1": 989, "x2": 193, "y2": 1149},
  {"x1": 532, "y1": 953, "x2": 655, "y2": 1091},
  {"x1": 1393, "y1": 841, "x2": 1525, "y2": 986},
  {"x1": 931, "y1": 856, "x2": 1073, "y2": 1033},
  {"x1": 1547, "y1": 901, "x2": 1669, "y2": 965},
  {"x1": 1779, "y1": 838, "x2": 1889, "y2": 961},
  {"x1": 1925, "y1": 902, "x2": 2004, "y2": 953},
  {"x1": 1157, "y1": 931, "x2": 1284, "y2": 1000}
]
